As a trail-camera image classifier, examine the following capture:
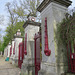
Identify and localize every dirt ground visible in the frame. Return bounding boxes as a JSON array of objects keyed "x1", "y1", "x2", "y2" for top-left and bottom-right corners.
[{"x1": 0, "y1": 56, "x2": 21, "y2": 75}]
